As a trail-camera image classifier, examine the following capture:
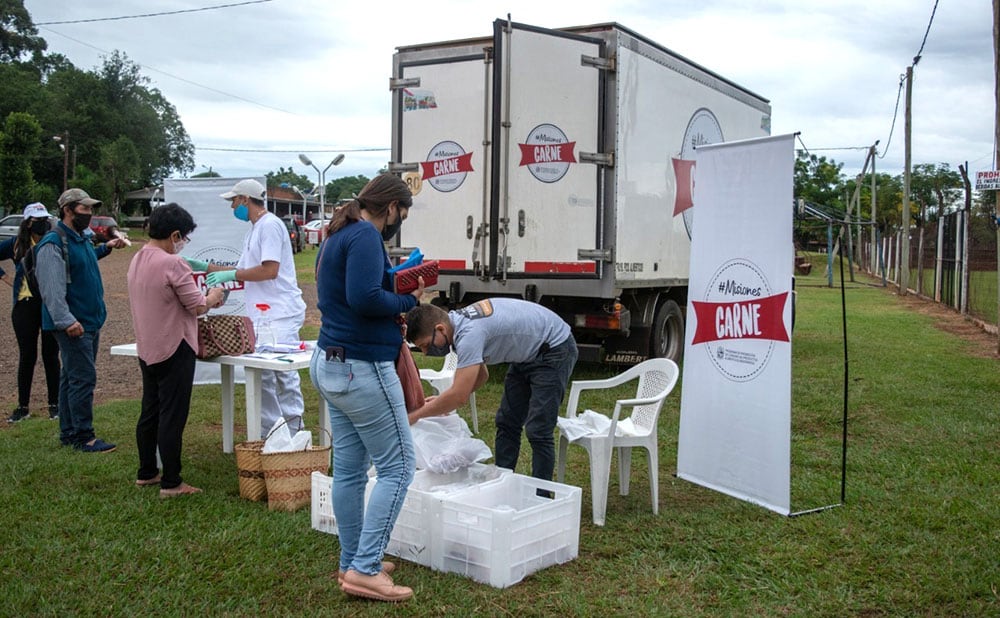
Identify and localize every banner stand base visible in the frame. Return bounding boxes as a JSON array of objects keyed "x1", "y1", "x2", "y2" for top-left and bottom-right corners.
[{"x1": 788, "y1": 503, "x2": 842, "y2": 518}]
